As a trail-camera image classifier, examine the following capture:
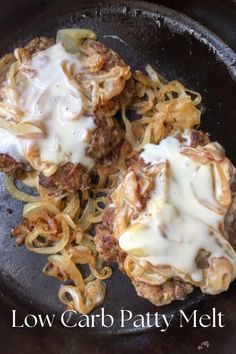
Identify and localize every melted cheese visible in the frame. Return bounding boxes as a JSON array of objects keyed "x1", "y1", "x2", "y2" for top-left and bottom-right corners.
[
  {"x1": 0, "y1": 128, "x2": 25, "y2": 161},
  {"x1": 1, "y1": 43, "x2": 95, "y2": 169},
  {"x1": 119, "y1": 135, "x2": 236, "y2": 282}
]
